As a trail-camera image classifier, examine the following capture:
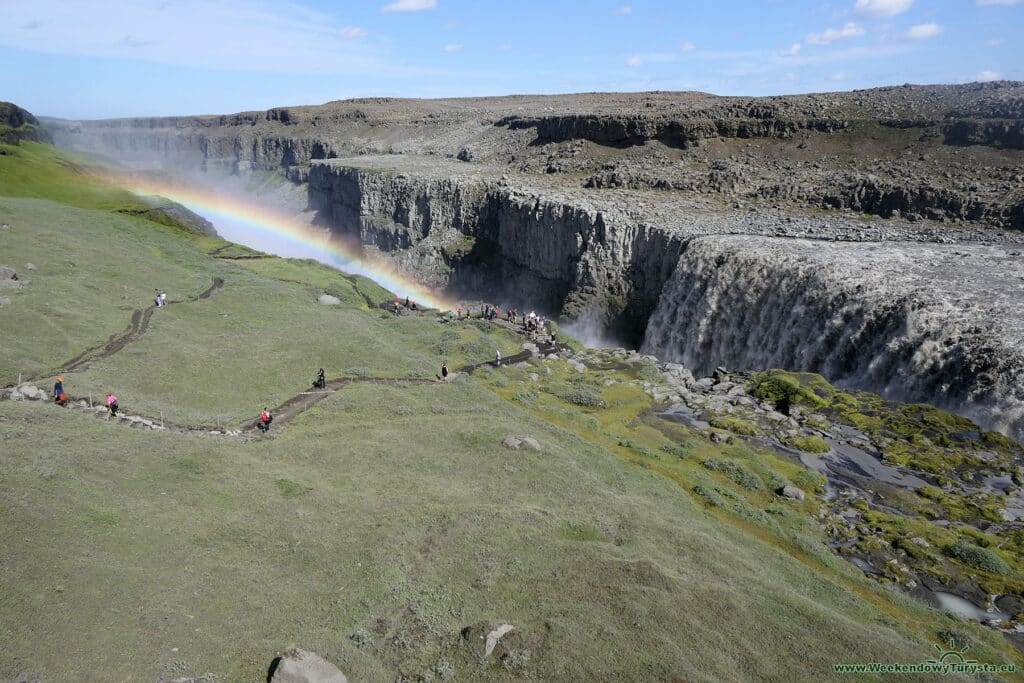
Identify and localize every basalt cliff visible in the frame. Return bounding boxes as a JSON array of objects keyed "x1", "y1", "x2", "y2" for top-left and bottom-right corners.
[{"x1": 43, "y1": 83, "x2": 1024, "y2": 439}]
